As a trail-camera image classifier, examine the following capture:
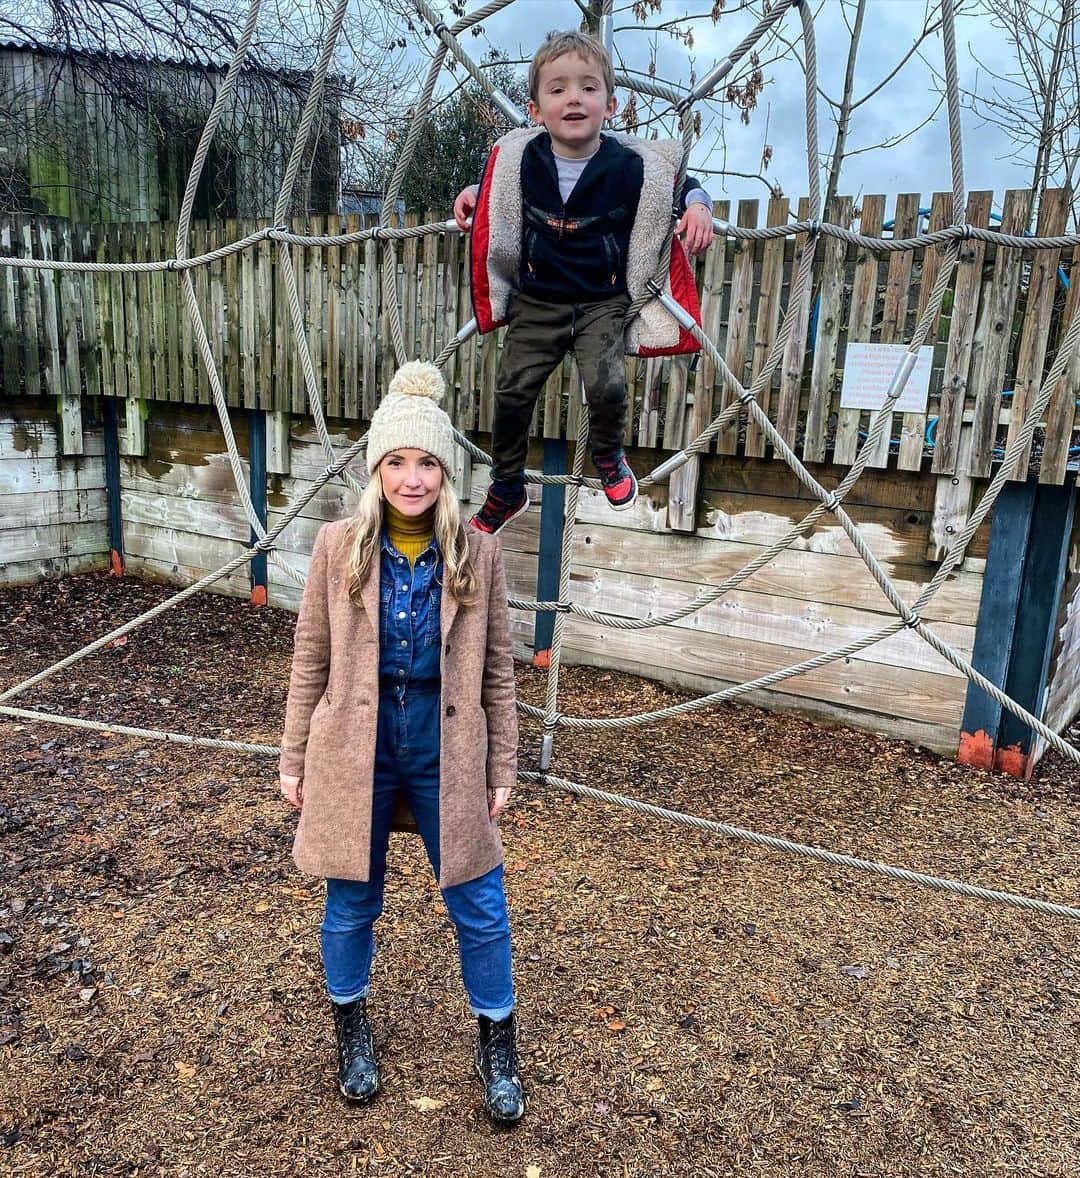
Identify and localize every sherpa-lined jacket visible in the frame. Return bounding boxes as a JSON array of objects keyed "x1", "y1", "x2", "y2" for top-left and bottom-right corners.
[{"x1": 471, "y1": 126, "x2": 703, "y2": 357}]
